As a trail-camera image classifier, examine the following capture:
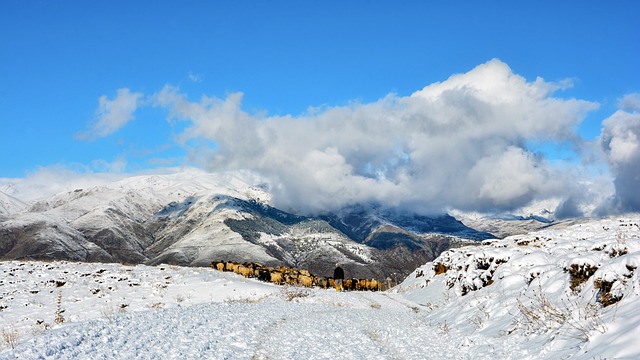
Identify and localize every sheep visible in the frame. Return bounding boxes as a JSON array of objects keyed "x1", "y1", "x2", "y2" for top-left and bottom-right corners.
[
  {"x1": 284, "y1": 272, "x2": 299, "y2": 286},
  {"x1": 316, "y1": 277, "x2": 329, "y2": 289},
  {"x1": 225, "y1": 262, "x2": 236, "y2": 272},
  {"x1": 209, "y1": 261, "x2": 388, "y2": 292},
  {"x1": 369, "y1": 278, "x2": 380, "y2": 291},
  {"x1": 356, "y1": 279, "x2": 368, "y2": 291},
  {"x1": 237, "y1": 265, "x2": 253, "y2": 278},
  {"x1": 258, "y1": 268, "x2": 271, "y2": 282},
  {"x1": 270, "y1": 271, "x2": 284, "y2": 285},
  {"x1": 298, "y1": 275, "x2": 314, "y2": 288},
  {"x1": 232, "y1": 263, "x2": 242, "y2": 274},
  {"x1": 343, "y1": 279, "x2": 354, "y2": 291}
]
